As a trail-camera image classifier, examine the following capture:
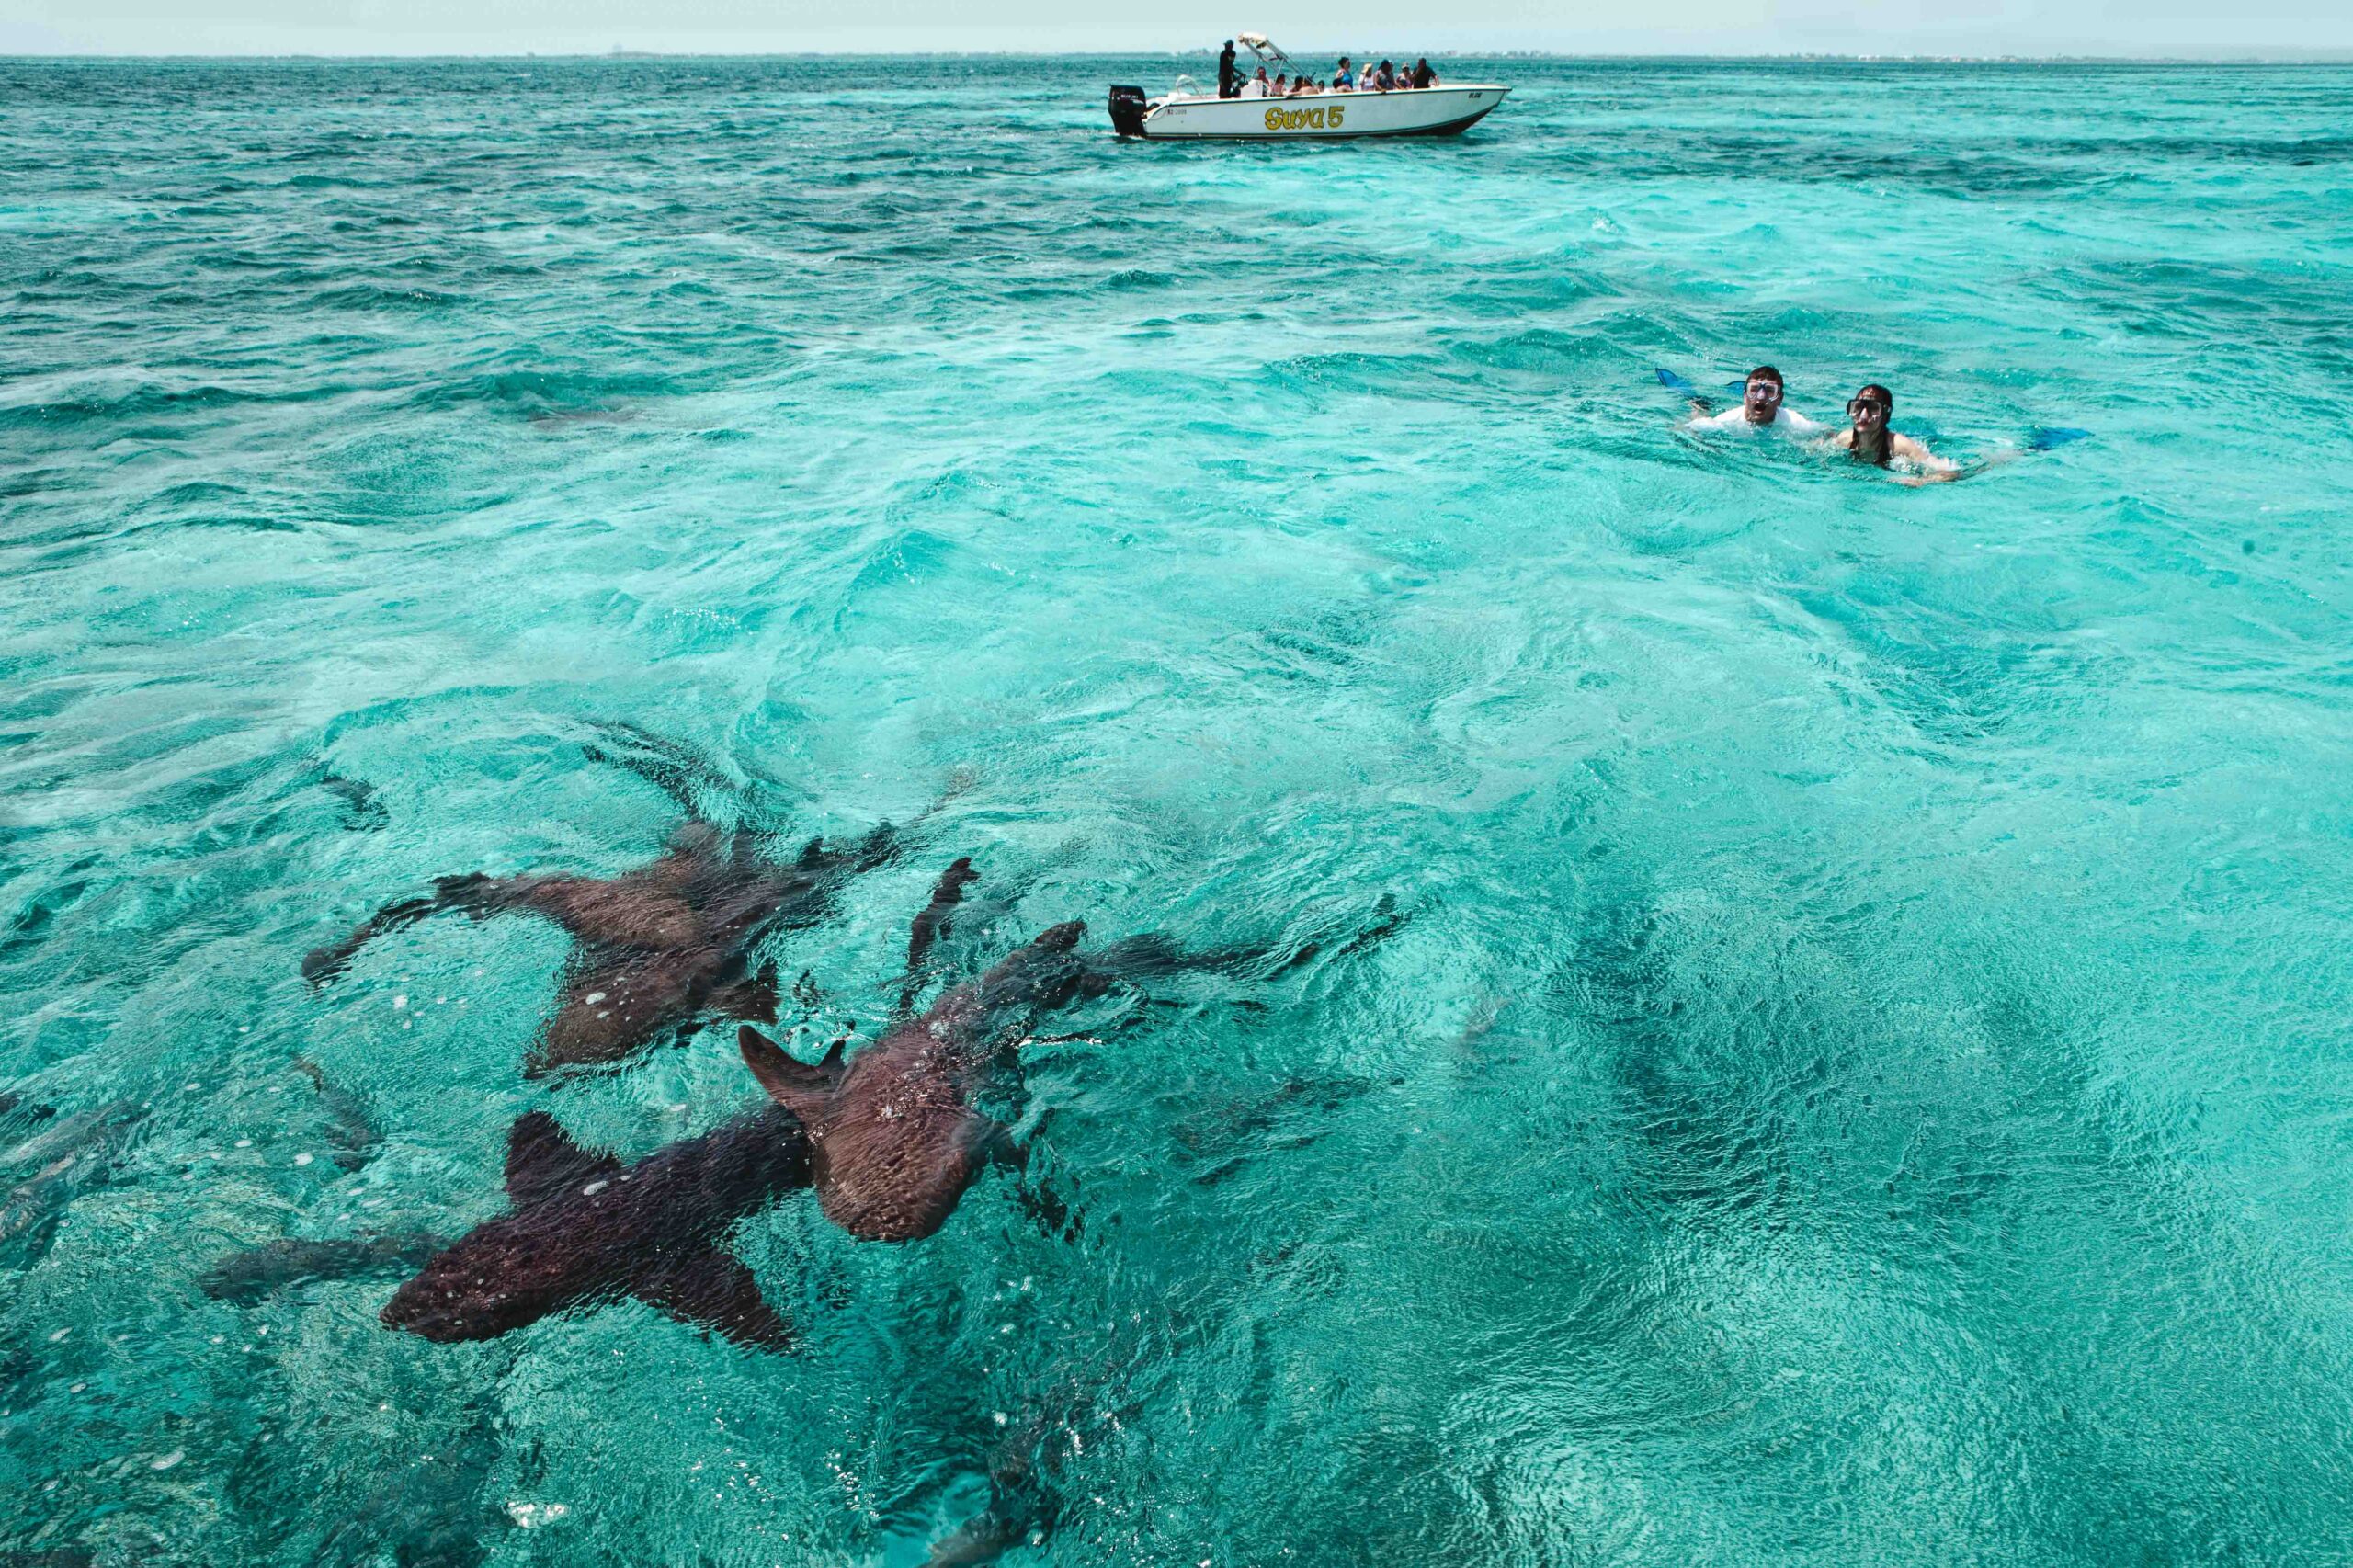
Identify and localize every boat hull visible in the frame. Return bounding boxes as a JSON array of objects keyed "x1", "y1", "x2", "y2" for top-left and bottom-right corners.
[{"x1": 1120, "y1": 85, "x2": 1507, "y2": 142}]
